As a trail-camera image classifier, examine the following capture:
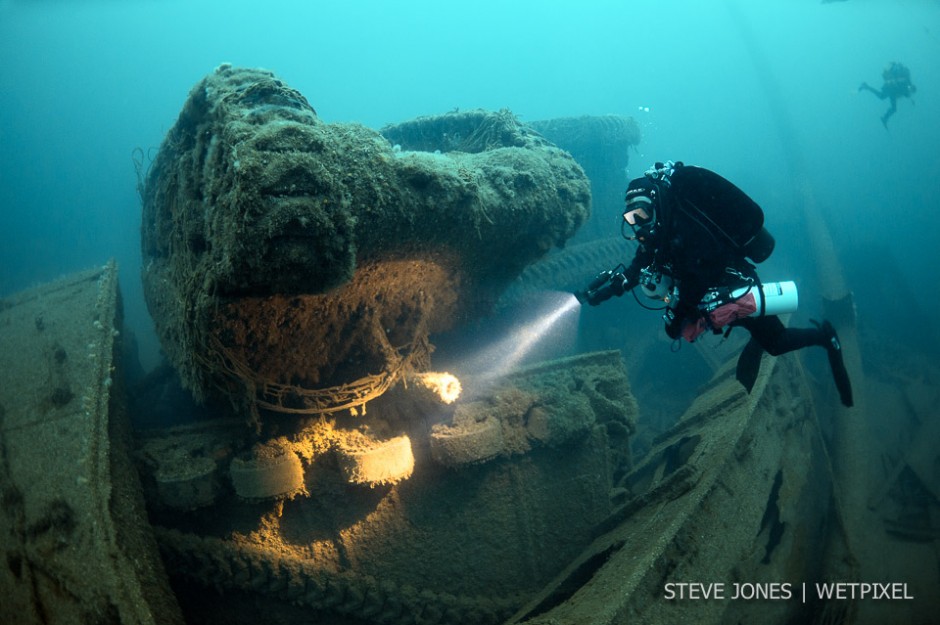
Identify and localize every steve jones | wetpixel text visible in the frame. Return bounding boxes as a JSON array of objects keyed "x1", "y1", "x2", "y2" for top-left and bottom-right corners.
[{"x1": 664, "y1": 582, "x2": 914, "y2": 601}]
